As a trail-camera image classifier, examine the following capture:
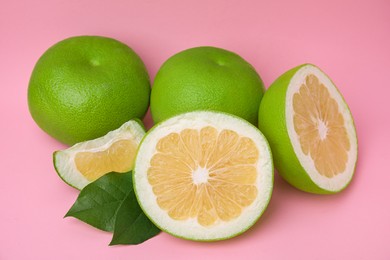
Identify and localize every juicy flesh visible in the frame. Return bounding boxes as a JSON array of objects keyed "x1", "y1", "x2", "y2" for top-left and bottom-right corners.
[
  {"x1": 148, "y1": 127, "x2": 259, "y2": 227},
  {"x1": 293, "y1": 74, "x2": 351, "y2": 178},
  {"x1": 75, "y1": 139, "x2": 137, "y2": 181}
]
